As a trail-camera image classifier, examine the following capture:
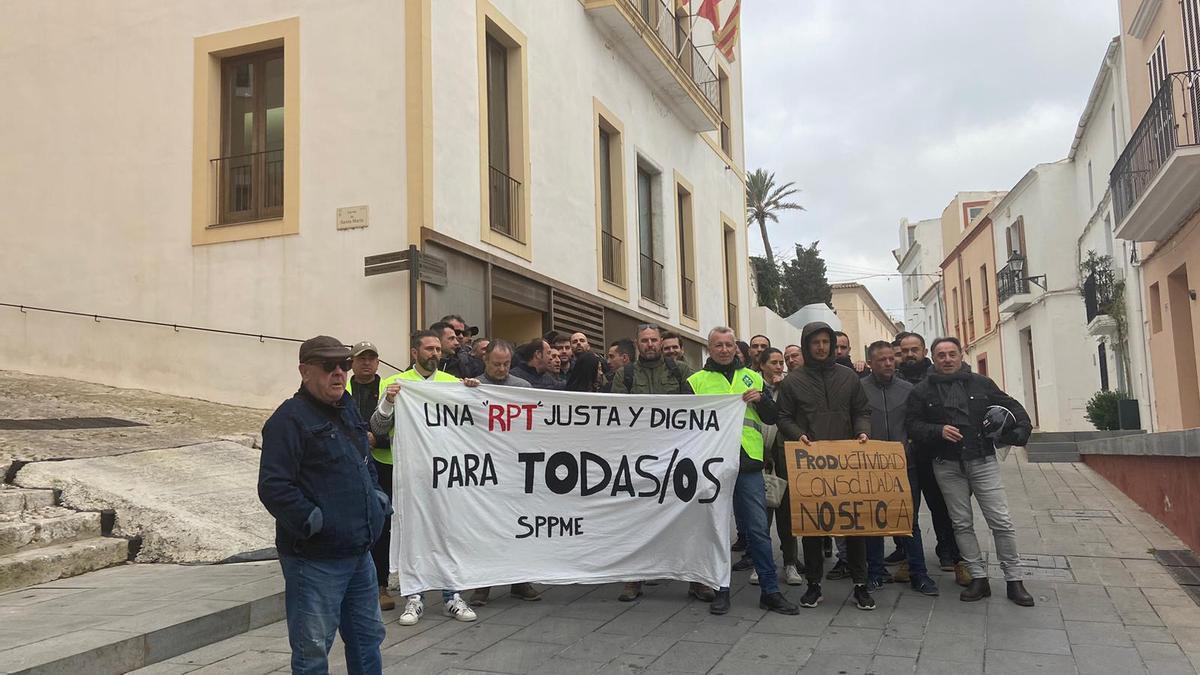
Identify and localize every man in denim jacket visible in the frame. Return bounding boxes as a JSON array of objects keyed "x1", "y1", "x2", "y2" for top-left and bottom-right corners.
[{"x1": 259, "y1": 335, "x2": 391, "y2": 675}]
